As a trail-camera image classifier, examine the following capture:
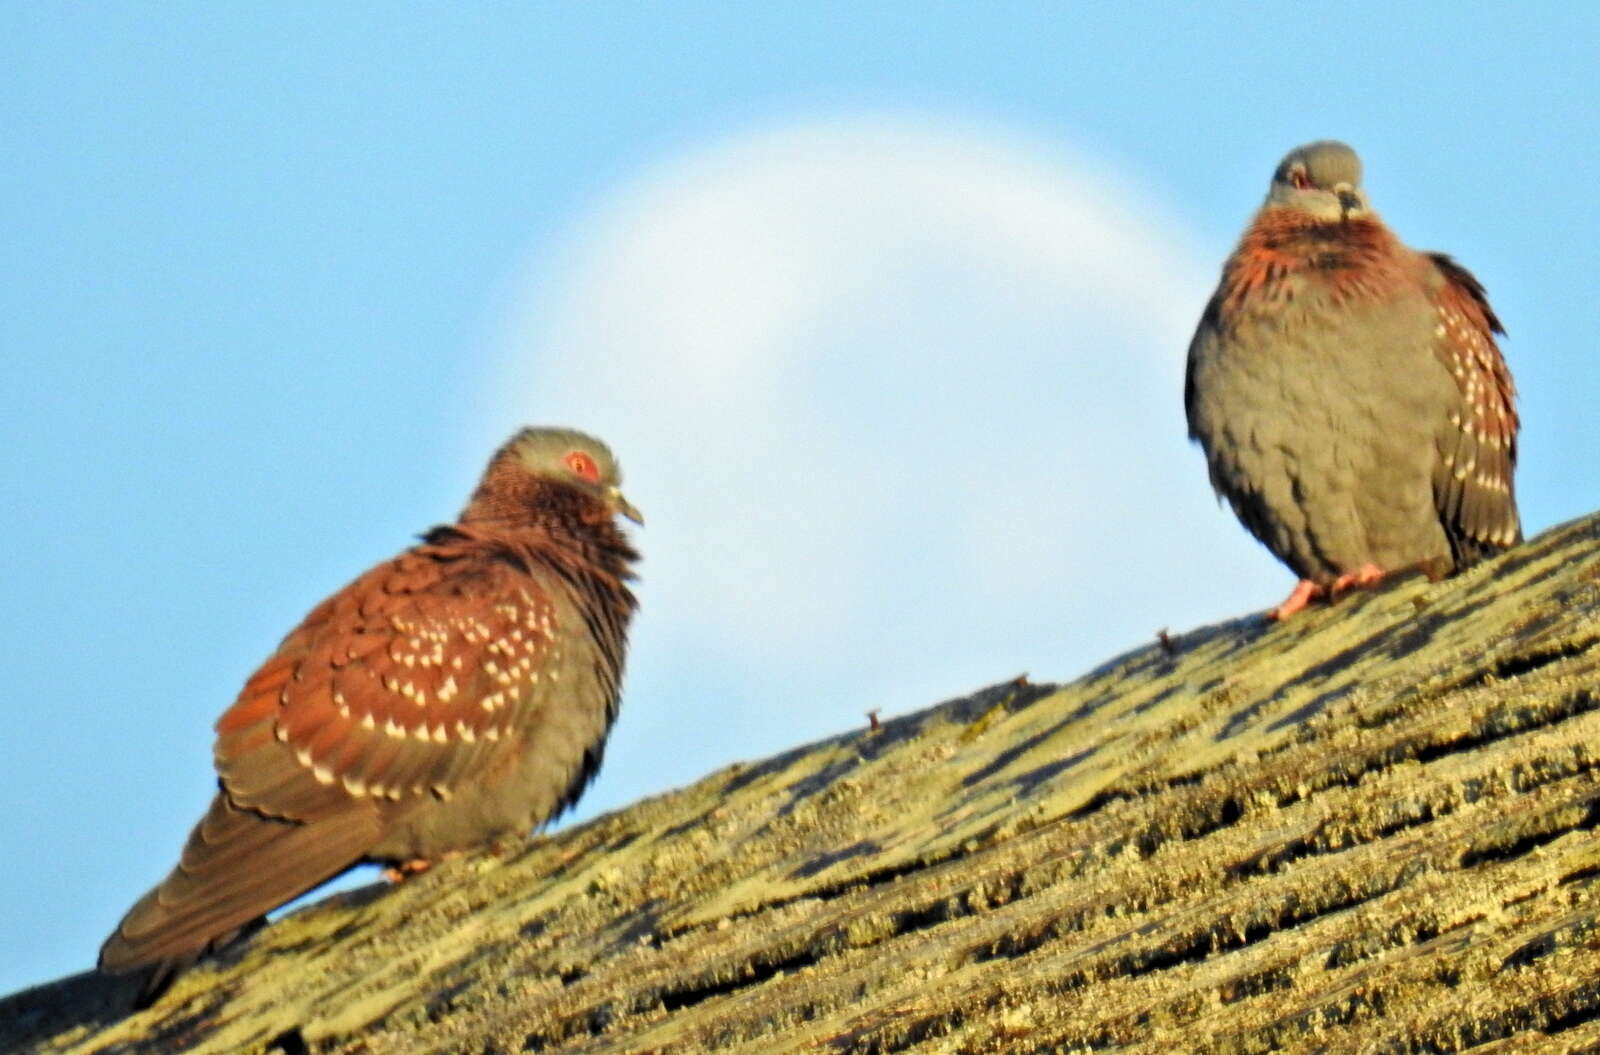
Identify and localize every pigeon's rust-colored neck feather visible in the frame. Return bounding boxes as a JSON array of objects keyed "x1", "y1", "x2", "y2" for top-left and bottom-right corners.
[
  {"x1": 452, "y1": 453, "x2": 639, "y2": 617},
  {"x1": 1219, "y1": 210, "x2": 1410, "y2": 318},
  {"x1": 460, "y1": 454, "x2": 615, "y2": 532}
]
